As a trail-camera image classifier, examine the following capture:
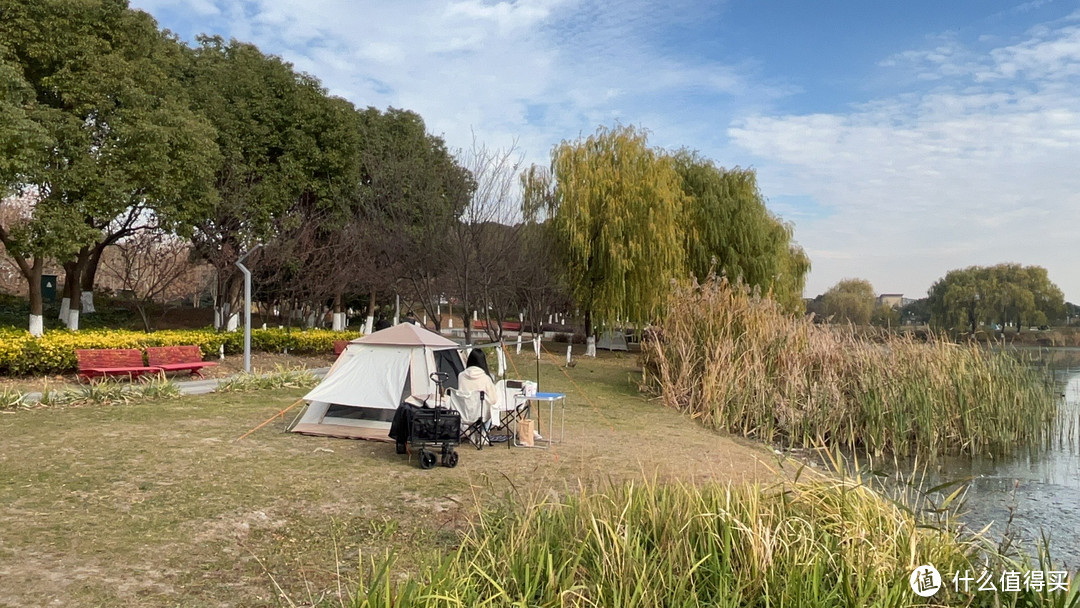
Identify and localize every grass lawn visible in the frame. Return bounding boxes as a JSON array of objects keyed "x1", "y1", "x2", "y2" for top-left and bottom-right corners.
[{"x1": 0, "y1": 351, "x2": 780, "y2": 607}]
